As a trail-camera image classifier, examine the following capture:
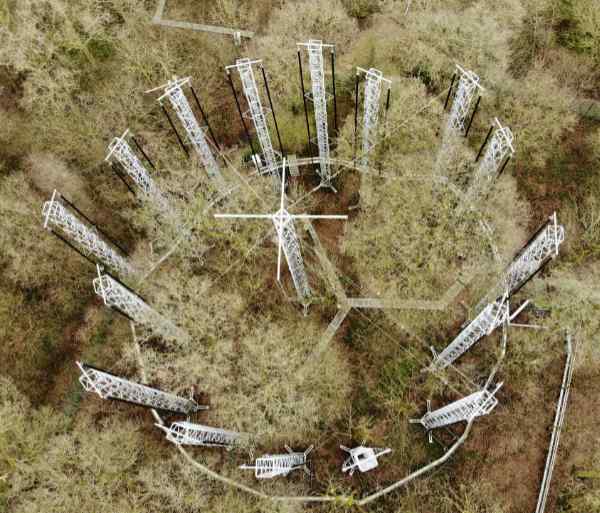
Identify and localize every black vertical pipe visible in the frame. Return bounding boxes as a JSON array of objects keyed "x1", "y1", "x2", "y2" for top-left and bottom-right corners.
[
  {"x1": 298, "y1": 51, "x2": 313, "y2": 157},
  {"x1": 132, "y1": 136, "x2": 156, "y2": 170},
  {"x1": 161, "y1": 104, "x2": 189, "y2": 157},
  {"x1": 226, "y1": 71, "x2": 257, "y2": 157},
  {"x1": 464, "y1": 96, "x2": 481, "y2": 137},
  {"x1": 353, "y1": 72, "x2": 360, "y2": 163},
  {"x1": 384, "y1": 88, "x2": 391, "y2": 127},
  {"x1": 497, "y1": 156, "x2": 511, "y2": 178},
  {"x1": 475, "y1": 125, "x2": 494, "y2": 162},
  {"x1": 331, "y1": 49, "x2": 338, "y2": 134},
  {"x1": 110, "y1": 163, "x2": 136, "y2": 196},
  {"x1": 260, "y1": 66, "x2": 284, "y2": 157},
  {"x1": 190, "y1": 85, "x2": 220, "y2": 150},
  {"x1": 444, "y1": 73, "x2": 457, "y2": 110}
]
